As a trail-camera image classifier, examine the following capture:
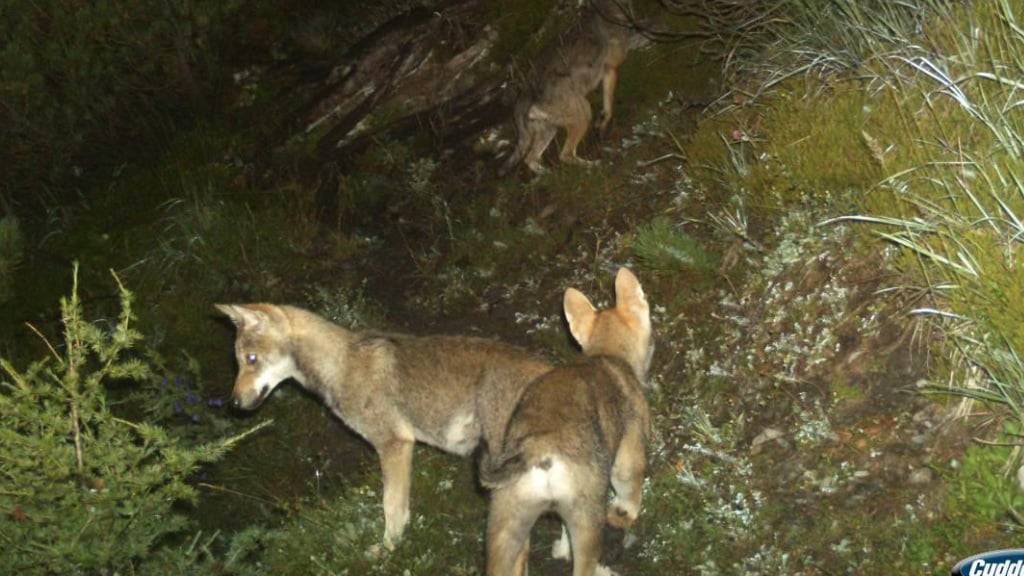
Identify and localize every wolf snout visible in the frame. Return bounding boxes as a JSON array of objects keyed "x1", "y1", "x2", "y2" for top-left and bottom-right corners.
[
  {"x1": 229, "y1": 390, "x2": 255, "y2": 410},
  {"x1": 231, "y1": 385, "x2": 270, "y2": 410}
]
